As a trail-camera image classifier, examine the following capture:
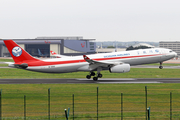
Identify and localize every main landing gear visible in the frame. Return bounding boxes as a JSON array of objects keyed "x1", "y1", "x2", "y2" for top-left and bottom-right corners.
[
  {"x1": 86, "y1": 71, "x2": 103, "y2": 81},
  {"x1": 86, "y1": 71, "x2": 95, "y2": 79},
  {"x1": 86, "y1": 72, "x2": 102, "y2": 81},
  {"x1": 159, "y1": 62, "x2": 163, "y2": 69},
  {"x1": 86, "y1": 67, "x2": 103, "y2": 81}
]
